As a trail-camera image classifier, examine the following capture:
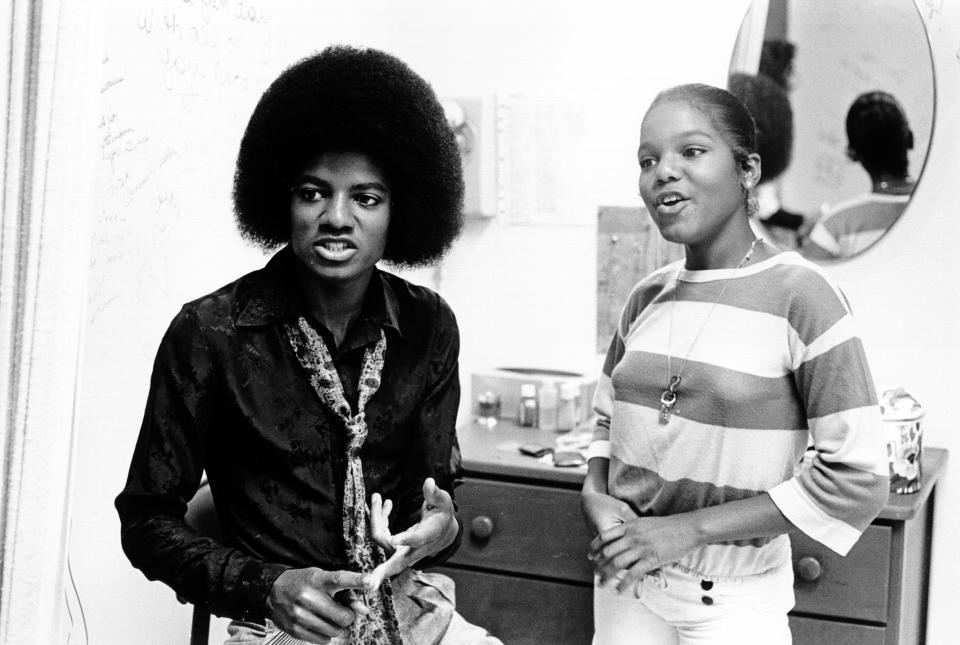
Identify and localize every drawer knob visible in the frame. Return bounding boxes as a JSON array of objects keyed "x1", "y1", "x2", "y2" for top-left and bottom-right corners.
[
  {"x1": 797, "y1": 556, "x2": 822, "y2": 582},
  {"x1": 470, "y1": 515, "x2": 495, "y2": 539}
]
